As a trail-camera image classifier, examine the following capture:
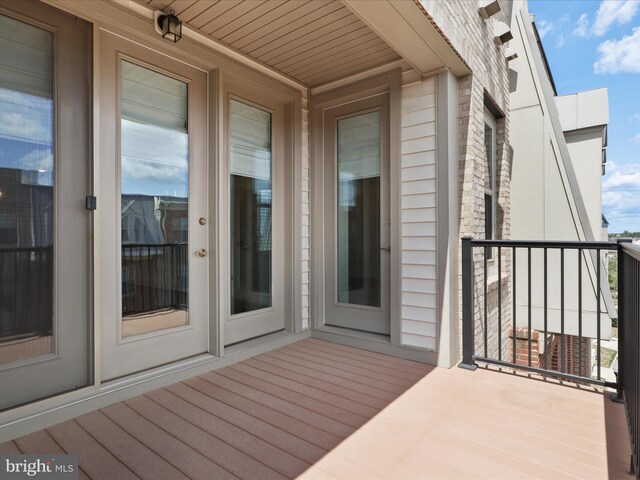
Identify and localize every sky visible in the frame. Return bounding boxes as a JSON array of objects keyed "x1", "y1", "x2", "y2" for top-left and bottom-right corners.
[{"x1": 528, "y1": 0, "x2": 640, "y2": 233}]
